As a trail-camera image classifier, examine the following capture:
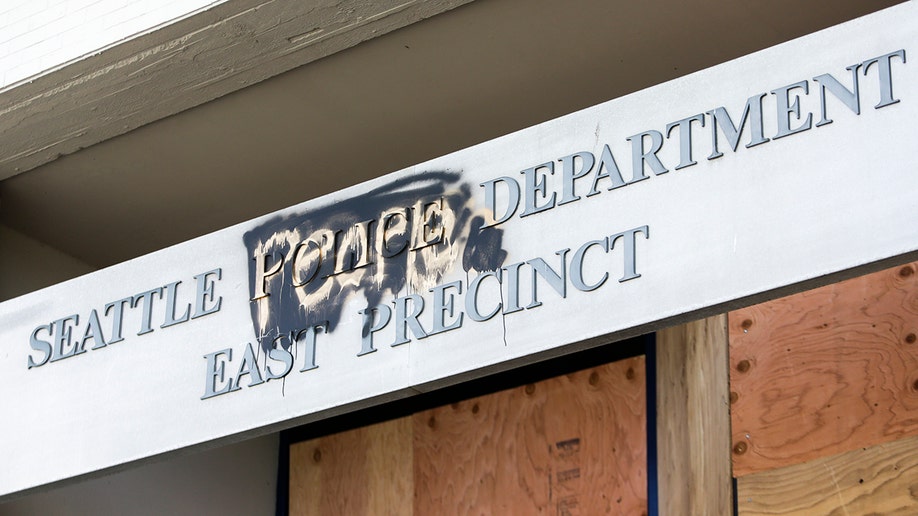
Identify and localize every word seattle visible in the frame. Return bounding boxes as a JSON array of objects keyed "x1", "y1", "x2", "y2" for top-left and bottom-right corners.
[{"x1": 27, "y1": 269, "x2": 223, "y2": 368}]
